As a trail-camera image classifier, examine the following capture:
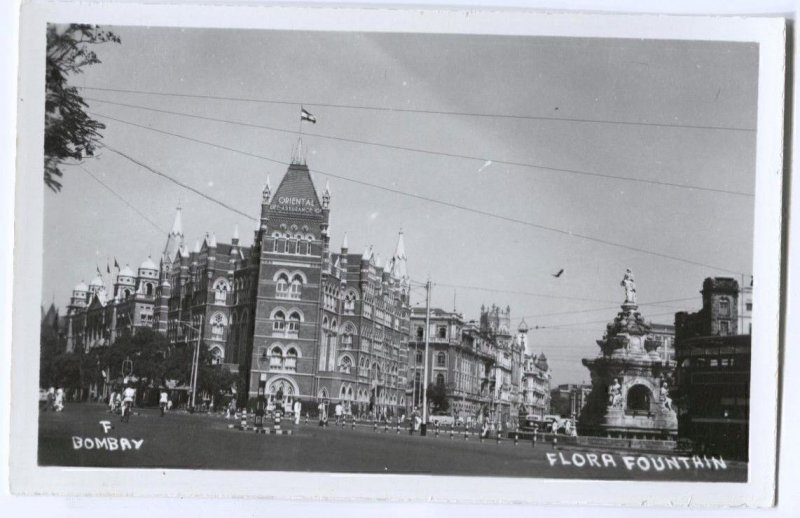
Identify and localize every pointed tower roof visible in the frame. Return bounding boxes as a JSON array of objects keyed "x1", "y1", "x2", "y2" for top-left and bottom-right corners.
[
  {"x1": 262, "y1": 175, "x2": 272, "y2": 203},
  {"x1": 362, "y1": 245, "x2": 373, "y2": 261},
  {"x1": 518, "y1": 319, "x2": 529, "y2": 333},
  {"x1": 390, "y1": 230, "x2": 408, "y2": 281},
  {"x1": 194, "y1": 239, "x2": 201, "y2": 254},
  {"x1": 233, "y1": 224, "x2": 240, "y2": 241},
  {"x1": 341, "y1": 232, "x2": 348, "y2": 250},
  {"x1": 271, "y1": 162, "x2": 323, "y2": 213},
  {"x1": 290, "y1": 137, "x2": 306, "y2": 165},
  {"x1": 208, "y1": 233, "x2": 217, "y2": 248},
  {"x1": 162, "y1": 204, "x2": 185, "y2": 264}
]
